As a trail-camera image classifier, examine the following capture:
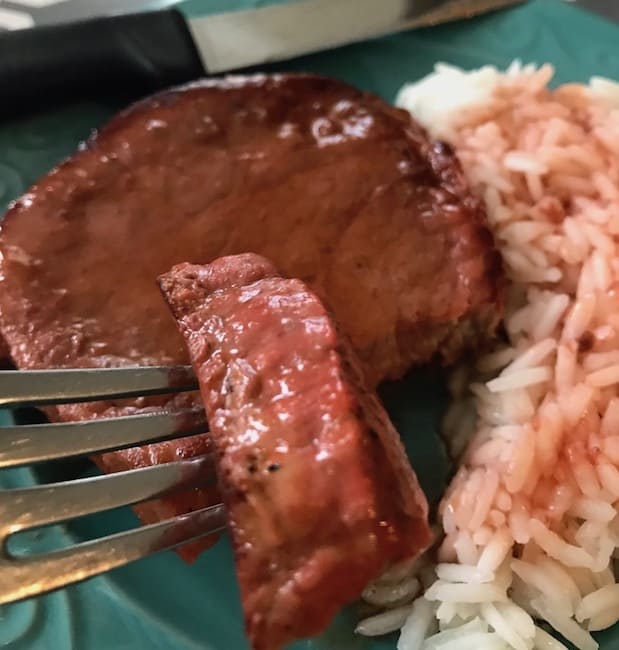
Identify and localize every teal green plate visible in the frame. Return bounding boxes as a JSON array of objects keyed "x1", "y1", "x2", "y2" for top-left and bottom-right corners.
[{"x1": 2, "y1": 1, "x2": 619, "y2": 648}]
